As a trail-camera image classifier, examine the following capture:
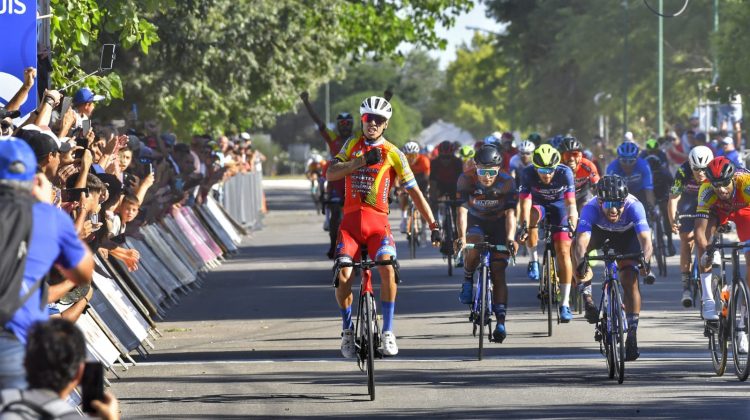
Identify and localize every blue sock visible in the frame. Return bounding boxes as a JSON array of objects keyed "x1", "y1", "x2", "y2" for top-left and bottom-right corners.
[
  {"x1": 341, "y1": 306, "x2": 353, "y2": 330},
  {"x1": 626, "y1": 313, "x2": 639, "y2": 333},
  {"x1": 492, "y1": 303, "x2": 506, "y2": 323},
  {"x1": 382, "y1": 301, "x2": 395, "y2": 332}
]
